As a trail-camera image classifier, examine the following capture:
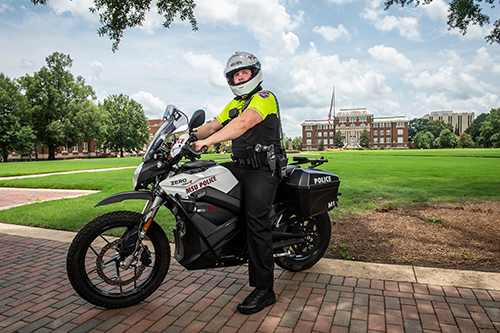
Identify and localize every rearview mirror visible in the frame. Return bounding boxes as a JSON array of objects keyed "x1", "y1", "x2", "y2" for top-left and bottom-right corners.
[{"x1": 189, "y1": 109, "x2": 205, "y2": 131}]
